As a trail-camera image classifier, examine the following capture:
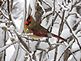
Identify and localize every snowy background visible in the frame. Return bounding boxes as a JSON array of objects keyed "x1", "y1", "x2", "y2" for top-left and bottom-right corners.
[{"x1": 0, "y1": 0, "x2": 81, "y2": 61}]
